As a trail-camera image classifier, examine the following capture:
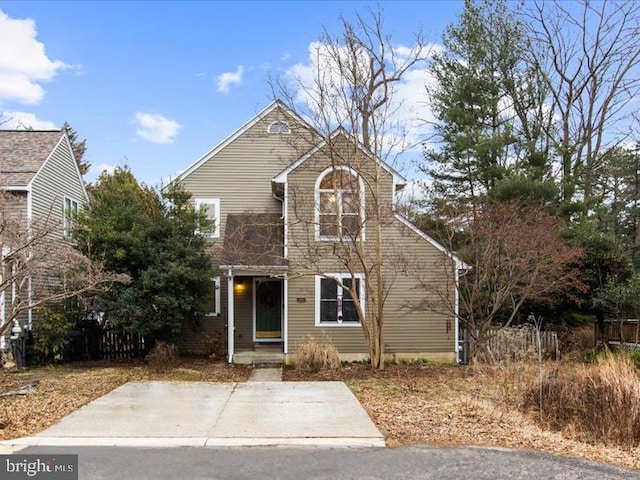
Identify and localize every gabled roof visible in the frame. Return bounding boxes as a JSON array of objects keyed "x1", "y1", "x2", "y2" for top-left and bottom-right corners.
[
  {"x1": 0, "y1": 130, "x2": 65, "y2": 187},
  {"x1": 174, "y1": 100, "x2": 313, "y2": 183},
  {"x1": 272, "y1": 127, "x2": 407, "y2": 187},
  {"x1": 394, "y1": 213, "x2": 470, "y2": 270}
]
